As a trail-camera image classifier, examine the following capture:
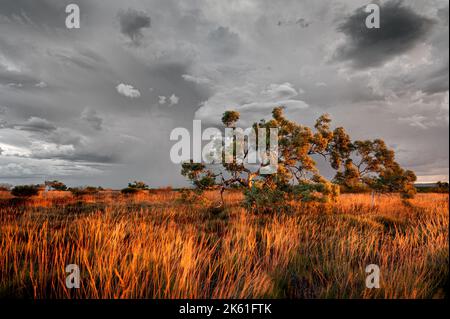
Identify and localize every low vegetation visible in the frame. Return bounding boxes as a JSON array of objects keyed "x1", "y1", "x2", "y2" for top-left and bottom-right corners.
[
  {"x1": 416, "y1": 182, "x2": 449, "y2": 194},
  {"x1": 10, "y1": 185, "x2": 40, "y2": 198},
  {"x1": 0, "y1": 190, "x2": 447, "y2": 299}
]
